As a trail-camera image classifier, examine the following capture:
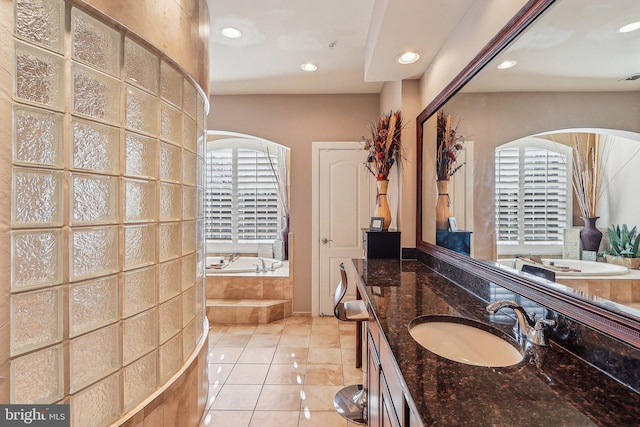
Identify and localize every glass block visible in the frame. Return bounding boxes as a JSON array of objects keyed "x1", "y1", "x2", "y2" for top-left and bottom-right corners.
[
  {"x1": 125, "y1": 178, "x2": 156, "y2": 223},
  {"x1": 196, "y1": 249, "x2": 204, "y2": 279},
  {"x1": 10, "y1": 287, "x2": 62, "y2": 356},
  {"x1": 160, "y1": 182, "x2": 182, "y2": 221},
  {"x1": 125, "y1": 37, "x2": 158, "y2": 94},
  {"x1": 11, "y1": 344, "x2": 63, "y2": 404},
  {"x1": 183, "y1": 79, "x2": 197, "y2": 119},
  {"x1": 196, "y1": 305, "x2": 204, "y2": 342},
  {"x1": 183, "y1": 319, "x2": 196, "y2": 358},
  {"x1": 183, "y1": 186, "x2": 195, "y2": 220},
  {"x1": 182, "y1": 252, "x2": 196, "y2": 291},
  {"x1": 14, "y1": 41, "x2": 64, "y2": 111},
  {"x1": 123, "y1": 308, "x2": 157, "y2": 365},
  {"x1": 161, "y1": 102, "x2": 183, "y2": 146},
  {"x1": 159, "y1": 296, "x2": 181, "y2": 344},
  {"x1": 160, "y1": 222, "x2": 181, "y2": 262},
  {"x1": 196, "y1": 156, "x2": 205, "y2": 187},
  {"x1": 160, "y1": 142, "x2": 182, "y2": 183},
  {"x1": 183, "y1": 150, "x2": 196, "y2": 186},
  {"x1": 70, "y1": 173, "x2": 119, "y2": 225},
  {"x1": 72, "y1": 62, "x2": 120, "y2": 124},
  {"x1": 196, "y1": 188, "x2": 204, "y2": 218},
  {"x1": 15, "y1": 0, "x2": 64, "y2": 53},
  {"x1": 182, "y1": 221, "x2": 196, "y2": 256},
  {"x1": 71, "y1": 117, "x2": 119, "y2": 174},
  {"x1": 71, "y1": 7, "x2": 120, "y2": 77},
  {"x1": 183, "y1": 114, "x2": 197, "y2": 153},
  {"x1": 124, "y1": 350, "x2": 157, "y2": 412},
  {"x1": 123, "y1": 266, "x2": 156, "y2": 318},
  {"x1": 13, "y1": 105, "x2": 63, "y2": 168},
  {"x1": 160, "y1": 60, "x2": 183, "y2": 108},
  {"x1": 69, "y1": 275, "x2": 119, "y2": 337},
  {"x1": 196, "y1": 223, "x2": 204, "y2": 252},
  {"x1": 124, "y1": 224, "x2": 156, "y2": 270},
  {"x1": 70, "y1": 226, "x2": 119, "y2": 282},
  {"x1": 69, "y1": 324, "x2": 119, "y2": 393},
  {"x1": 126, "y1": 84, "x2": 159, "y2": 136},
  {"x1": 12, "y1": 168, "x2": 63, "y2": 228},
  {"x1": 159, "y1": 332, "x2": 182, "y2": 384},
  {"x1": 197, "y1": 131, "x2": 205, "y2": 158},
  {"x1": 70, "y1": 372, "x2": 120, "y2": 427},
  {"x1": 182, "y1": 286, "x2": 195, "y2": 327},
  {"x1": 125, "y1": 132, "x2": 157, "y2": 178},
  {"x1": 197, "y1": 94, "x2": 206, "y2": 131},
  {"x1": 195, "y1": 276, "x2": 204, "y2": 312},
  {"x1": 11, "y1": 229, "x2": 62, "y2": 292},
  {"x1": 159, "y1": 259, "x2": 181, "y2": 303}
]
